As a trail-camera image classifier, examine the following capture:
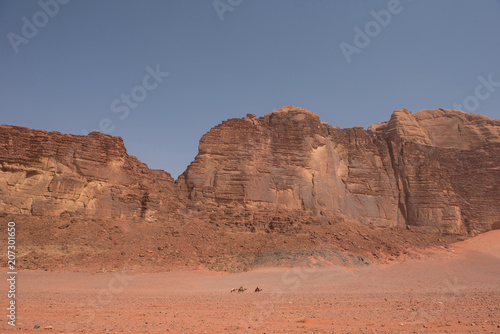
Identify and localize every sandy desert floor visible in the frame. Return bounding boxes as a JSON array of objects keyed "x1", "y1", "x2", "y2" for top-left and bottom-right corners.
[{"x1": 2, "y1": 230, "x2": 500, "y2": 333}]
